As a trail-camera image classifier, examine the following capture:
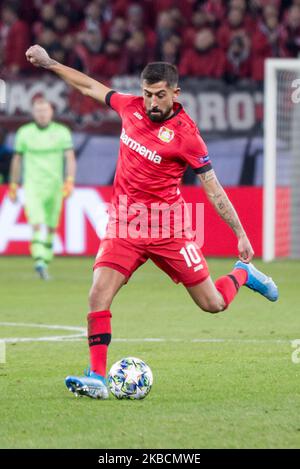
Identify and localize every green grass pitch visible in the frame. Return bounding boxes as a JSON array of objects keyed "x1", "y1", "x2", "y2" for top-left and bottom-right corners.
[{"x1": 0, "y1": 257, "x2": 299, "y2": 449}]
